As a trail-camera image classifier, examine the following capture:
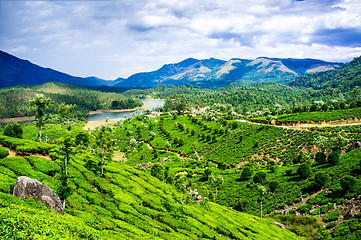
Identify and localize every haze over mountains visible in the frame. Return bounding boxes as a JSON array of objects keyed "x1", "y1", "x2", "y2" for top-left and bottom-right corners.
[{"x1": 0, "y1": 50, "x2": 342, "y2": 89}]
